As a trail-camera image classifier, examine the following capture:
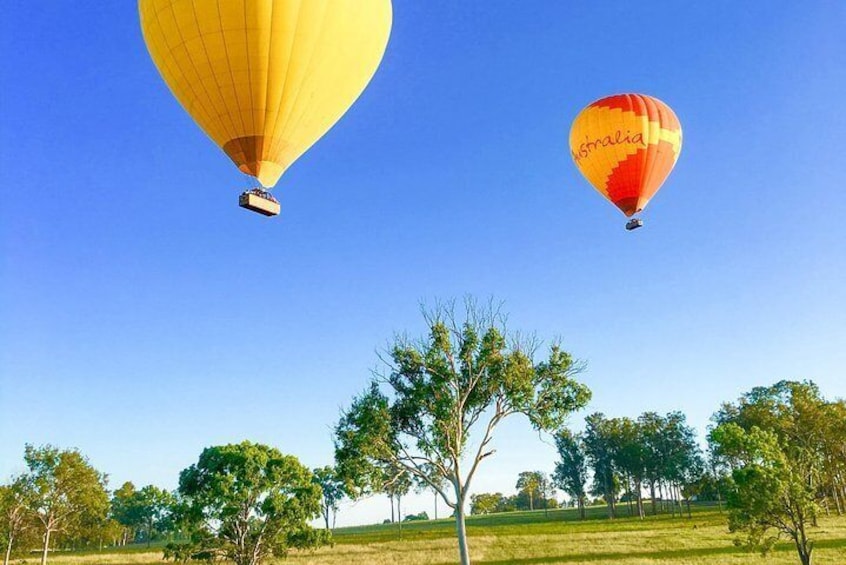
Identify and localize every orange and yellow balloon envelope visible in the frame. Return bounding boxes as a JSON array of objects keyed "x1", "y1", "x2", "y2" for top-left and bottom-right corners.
[{"x1": 570, "y1": 94, "x2": 682, "y2": 219}]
